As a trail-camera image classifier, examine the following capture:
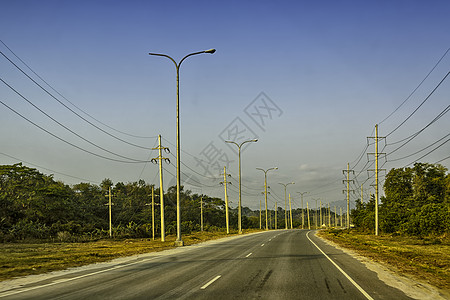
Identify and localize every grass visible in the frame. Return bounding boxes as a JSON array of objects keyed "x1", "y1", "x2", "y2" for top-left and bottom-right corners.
[
  {"x1": 0, "y1": 229, "x2": 260, "y2": 281},
  {"x1": 318, "y1": 230, "x2": 450, "y2": 290}
]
